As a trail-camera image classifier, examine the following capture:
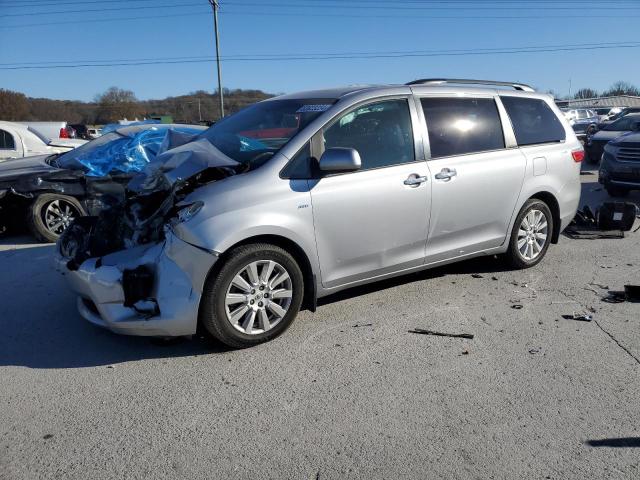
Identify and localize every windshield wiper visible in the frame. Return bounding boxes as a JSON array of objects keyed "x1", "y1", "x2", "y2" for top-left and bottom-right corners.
[{"x1": 45, "y1": 153, "x2": 61, "y2": 168}]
